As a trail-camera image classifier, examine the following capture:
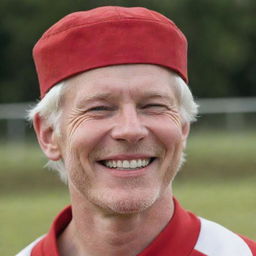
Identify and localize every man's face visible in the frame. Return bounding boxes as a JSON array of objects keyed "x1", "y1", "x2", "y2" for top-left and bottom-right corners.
[{"x1": 58, "y1": 64, "x2": 189, "y2": 214}]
